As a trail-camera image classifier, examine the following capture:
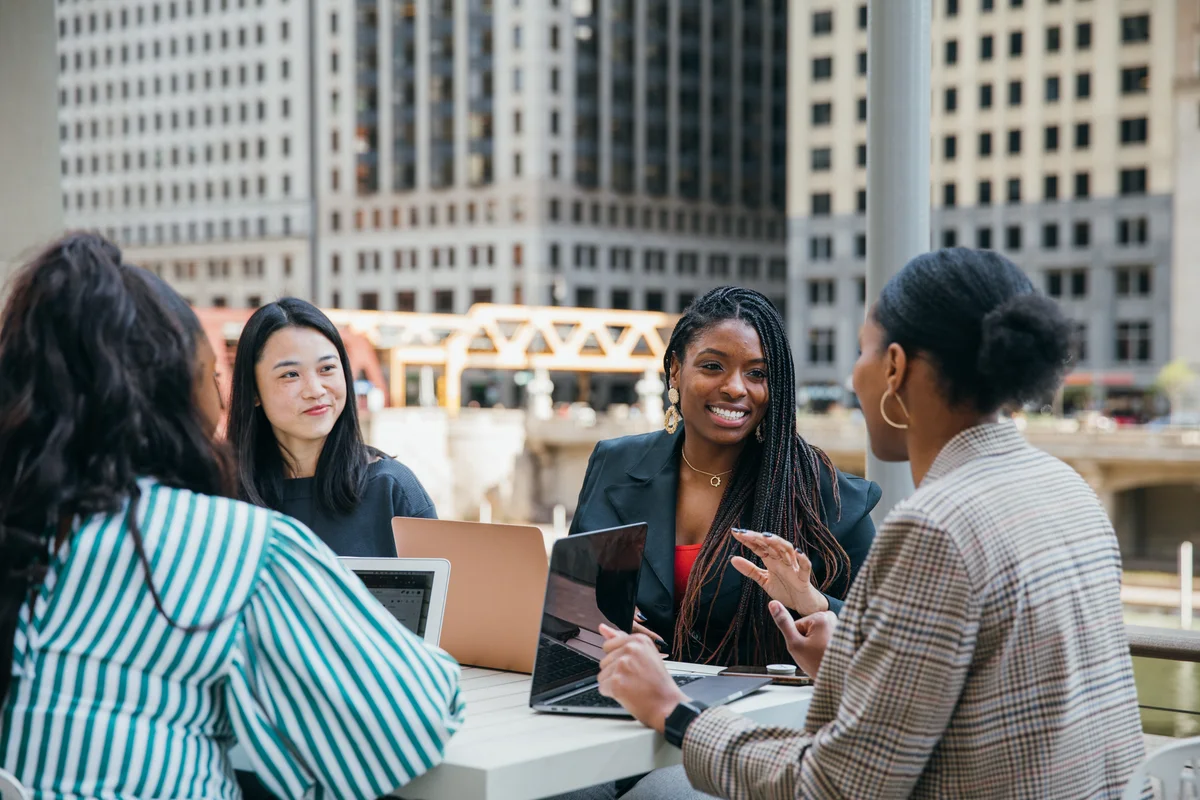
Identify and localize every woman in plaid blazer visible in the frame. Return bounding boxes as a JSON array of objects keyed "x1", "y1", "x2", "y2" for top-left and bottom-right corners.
[{"x1": 596, "y1": 248, "x2": 1145, "y2": 799}]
